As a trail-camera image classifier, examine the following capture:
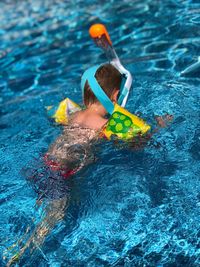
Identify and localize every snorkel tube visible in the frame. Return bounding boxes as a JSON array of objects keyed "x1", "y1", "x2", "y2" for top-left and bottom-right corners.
[{"x1": 89, "y1": 24, "x2": 132, "y2": 107}]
